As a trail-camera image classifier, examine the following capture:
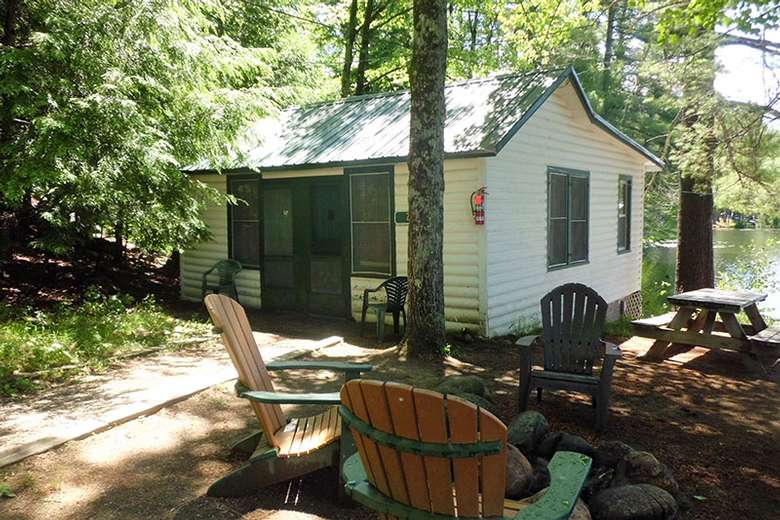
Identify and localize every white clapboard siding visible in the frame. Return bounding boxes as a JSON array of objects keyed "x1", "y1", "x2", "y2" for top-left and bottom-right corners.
[
  {"x1": 180, "y1": 174, "x2": 262, "y2": 308},
  {"x1": 484, "y1": 82, "x2": 647, "y2": 336},
  {"x1": 351, "y1": 158, "x2": 486, "y2": 332}
]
